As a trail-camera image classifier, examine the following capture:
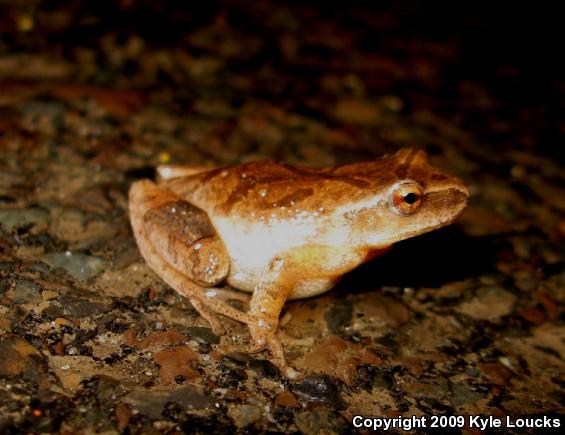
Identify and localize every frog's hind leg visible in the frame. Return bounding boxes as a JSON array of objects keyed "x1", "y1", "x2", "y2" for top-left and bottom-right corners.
[{"x1": 129, "y1": 180, "x2": 254, "y2": 332}]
